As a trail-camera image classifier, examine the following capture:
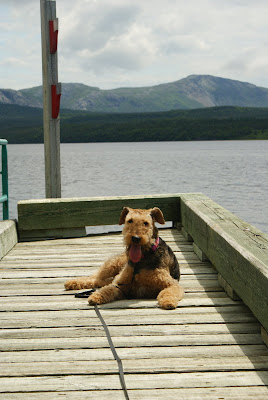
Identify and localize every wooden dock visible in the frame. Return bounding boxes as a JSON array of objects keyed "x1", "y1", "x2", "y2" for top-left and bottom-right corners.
[{"x1": 1, "y1": 193, "x2": 268, "y2": 398}]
